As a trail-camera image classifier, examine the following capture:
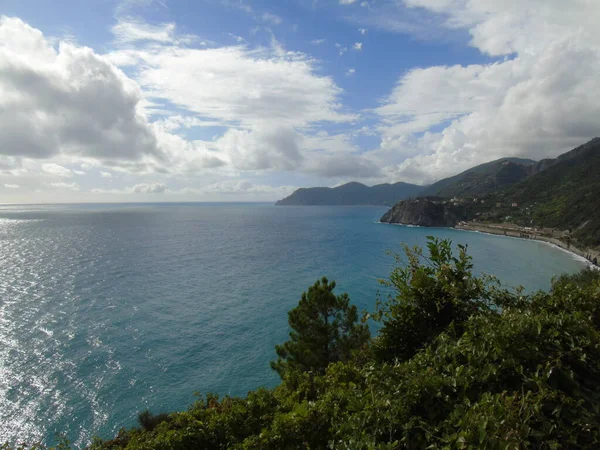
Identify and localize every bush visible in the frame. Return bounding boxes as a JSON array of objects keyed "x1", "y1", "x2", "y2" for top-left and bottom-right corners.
[{"x1": 136, "y1": 410, "x2": 171, "y2": 432}]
